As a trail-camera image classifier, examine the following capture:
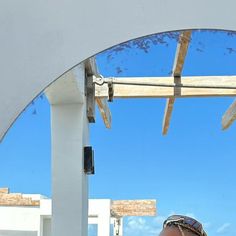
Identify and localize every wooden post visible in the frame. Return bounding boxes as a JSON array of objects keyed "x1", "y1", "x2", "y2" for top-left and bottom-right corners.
[{"x1": 162, "y1": 31, "x2": 191, "y2": 135}]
